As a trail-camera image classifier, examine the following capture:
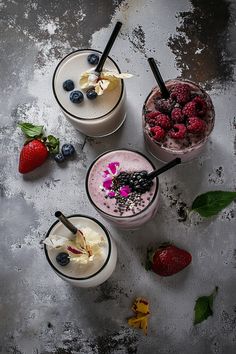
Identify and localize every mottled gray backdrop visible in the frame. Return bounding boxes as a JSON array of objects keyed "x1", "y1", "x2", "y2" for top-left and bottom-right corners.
[{"x1": 0, "y1": 0, "x2": 236, "y2": 353}]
